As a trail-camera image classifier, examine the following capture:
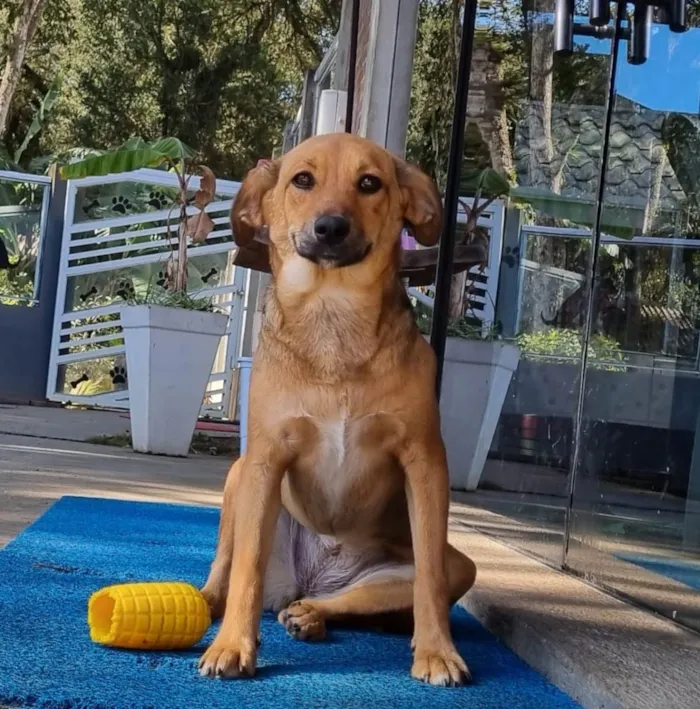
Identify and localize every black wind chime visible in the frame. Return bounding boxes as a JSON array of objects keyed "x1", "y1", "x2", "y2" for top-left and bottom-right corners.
[{"x1": 554, "y1": 0, "x2": 688, "y2": 65}]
